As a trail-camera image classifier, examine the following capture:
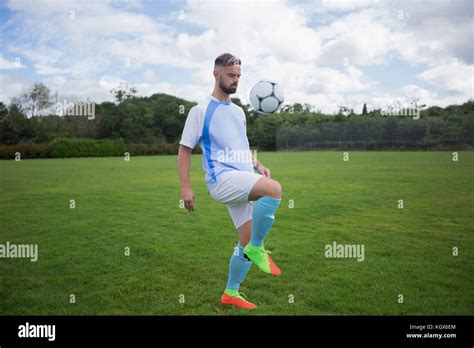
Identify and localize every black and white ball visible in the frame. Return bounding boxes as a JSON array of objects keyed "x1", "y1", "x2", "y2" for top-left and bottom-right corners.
[{"x1": 249, "y1": 81, "x2": 284, "y2": 114}]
